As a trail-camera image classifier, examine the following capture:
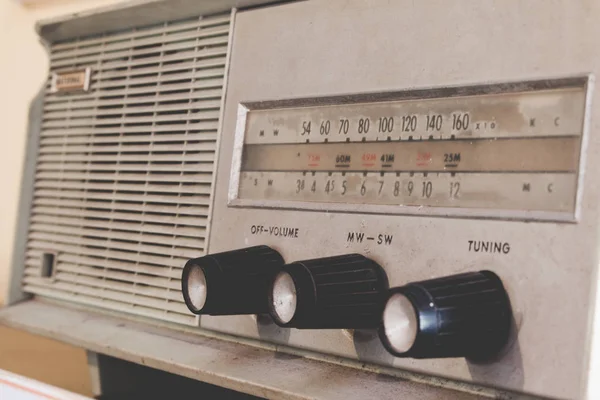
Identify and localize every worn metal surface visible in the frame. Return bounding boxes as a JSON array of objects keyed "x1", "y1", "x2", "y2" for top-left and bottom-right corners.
[
  {"x1": 204, "y1": 1, "x2": 600, "y2": 399},
  {"x1": 35, "y1": 0, "x2": 294, "y2": 44},
  {"x1": 0, "y1": 301, "x2": 489, "y2": 400}
]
